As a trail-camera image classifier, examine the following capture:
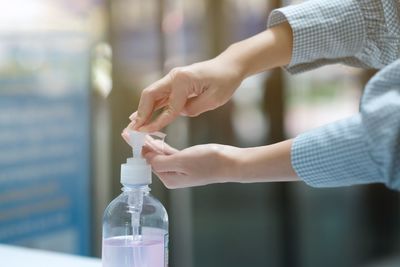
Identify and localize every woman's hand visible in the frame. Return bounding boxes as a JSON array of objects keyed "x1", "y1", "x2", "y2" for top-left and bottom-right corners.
[
  {"x1": 141, "y1": 139, "x2": 299, "y2": 189},
  {"x1": 142, "y1": 140, "x2": 243, "y2": 188},
  {"x1": 129, "y1": 56, "x2": 244, "y2": 132}
]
